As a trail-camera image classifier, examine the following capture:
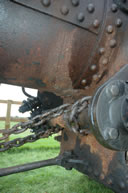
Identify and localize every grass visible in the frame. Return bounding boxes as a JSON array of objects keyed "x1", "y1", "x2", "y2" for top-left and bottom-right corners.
[{"x1": 0, "y1": 122, "x2": 114, "y2": 193}]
